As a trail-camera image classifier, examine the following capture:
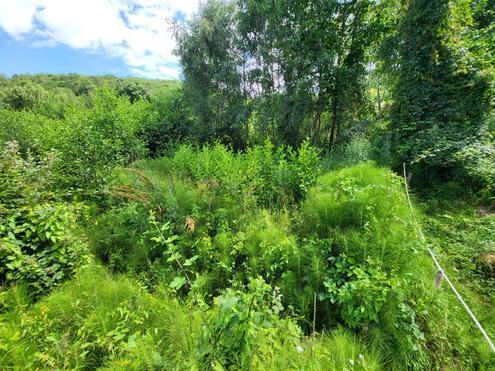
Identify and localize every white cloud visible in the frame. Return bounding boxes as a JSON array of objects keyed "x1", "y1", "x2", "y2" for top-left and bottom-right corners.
[
  {"x1": 0, "y1": 0, "x2": 200, "y2": 79},
  {"x1": 0, "y1": 0, "x2": 41, "y2": 37}
]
